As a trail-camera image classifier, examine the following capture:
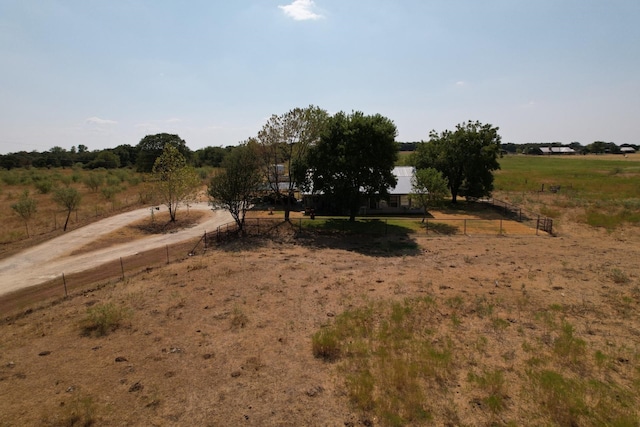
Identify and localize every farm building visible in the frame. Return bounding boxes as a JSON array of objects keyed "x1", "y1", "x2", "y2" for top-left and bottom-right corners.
[
  {"x1": 620, "y1": 146, "x2": 637, "y2": 154},
  {"x1": 538, "y1": 146, "x2": 576, "y2": 155}
]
